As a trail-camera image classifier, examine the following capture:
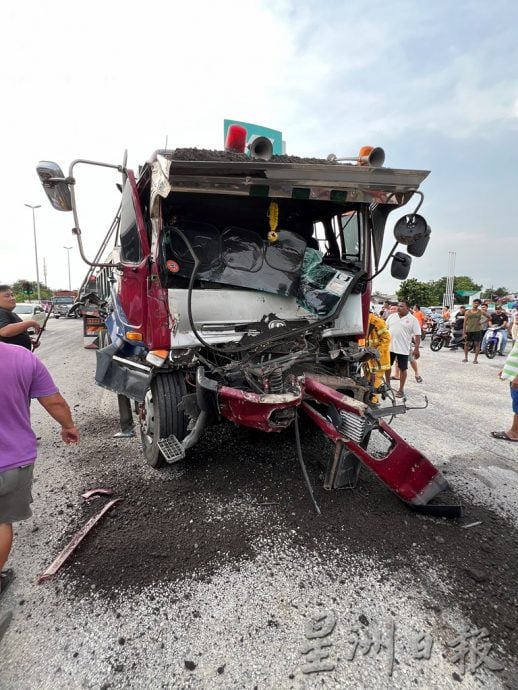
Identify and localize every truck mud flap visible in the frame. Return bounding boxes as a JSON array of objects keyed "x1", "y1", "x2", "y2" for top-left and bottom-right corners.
[
  {"x1": 95, "y1": 344, "x2": 150, "y2": 402},
  {"x1": 302, "y1": 376, "x2": 449, "y2": 507}
]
